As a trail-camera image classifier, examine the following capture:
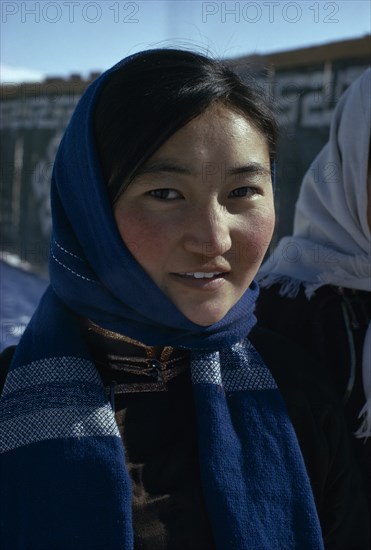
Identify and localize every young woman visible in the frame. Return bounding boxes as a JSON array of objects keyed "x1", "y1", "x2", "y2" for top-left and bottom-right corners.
[
  {"x1": 0, "y1": 49, "x2": 369, "y2": 549},
  {"x1": 257, "y1": 69, "x2": 371, "y2": 524}
]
